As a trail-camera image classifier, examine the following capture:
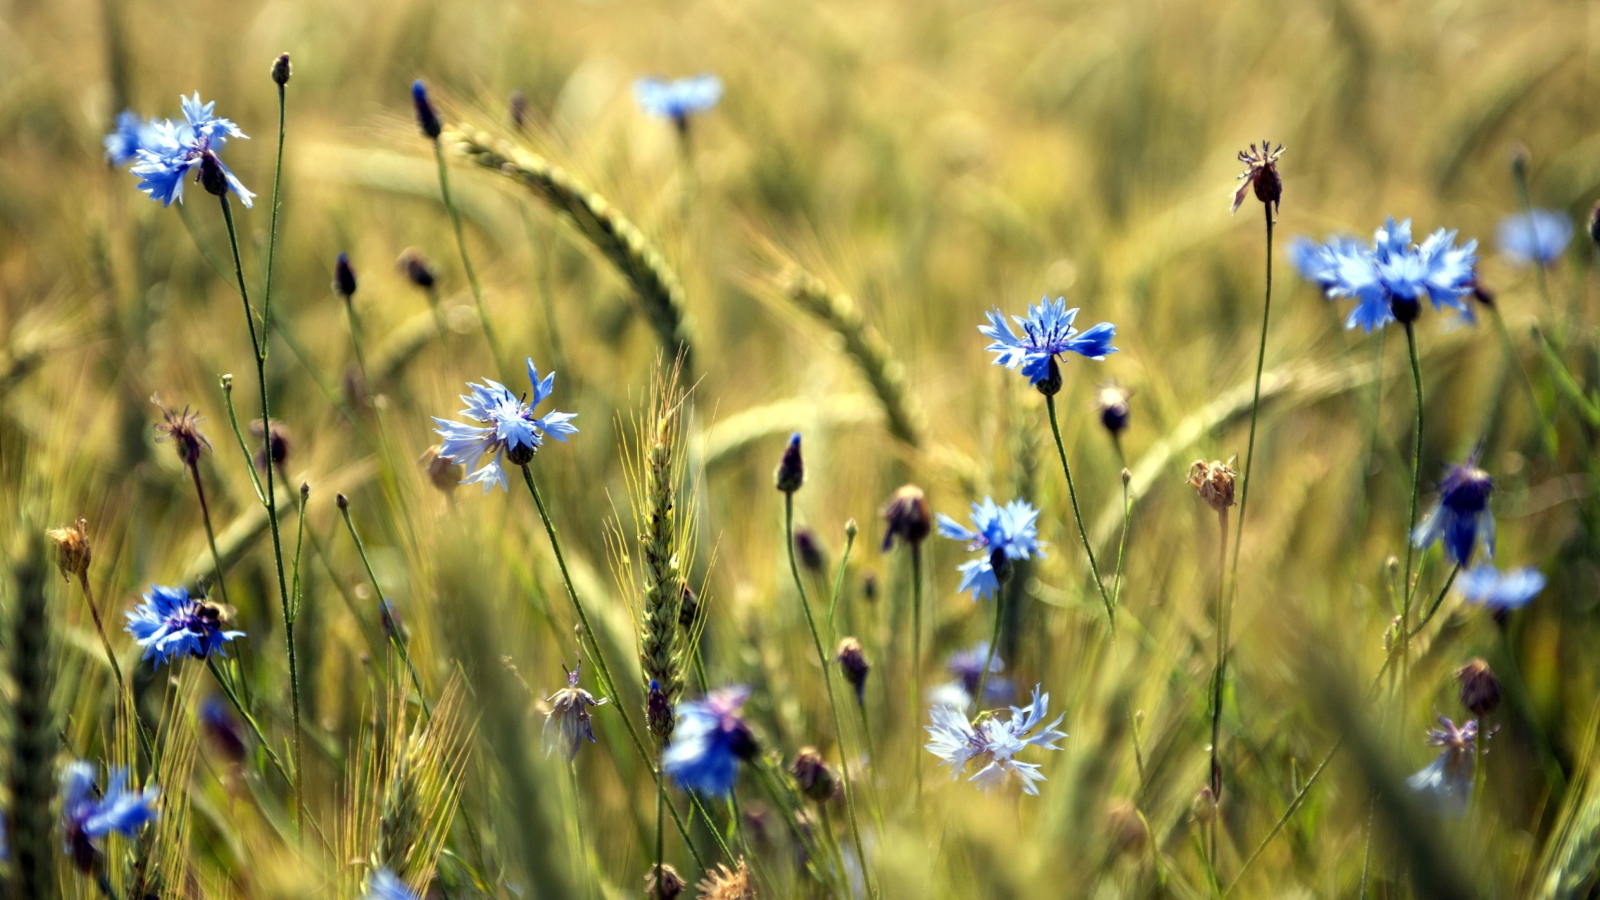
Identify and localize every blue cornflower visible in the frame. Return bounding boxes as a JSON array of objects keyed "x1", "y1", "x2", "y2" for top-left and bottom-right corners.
[
  {"x1": 1291, "y1": 217, "x2": 1476, "y2": 331},
  {"x1": 103, "y1": 110, "x2": 158, "y2": 166},
  {"x1": 364, "y1": 869, "x2": 420, "y2": 900},
  {"x1": 1406, "y1": 716, "x2": 1477, "y2": 817},
  {"x1": 129, "y1": 93, "x2": 254, "y2": 208},
  {"x1": 929, "y1": 642, "x2": 1014, "y2": 708},
  {"x1": 662, "y1": 686, "x2": 758, "y2": 797},
  {"x1": 125, "y1": 584, "x2": 244, "y2": 665},
  {"x1": 1412, "y1": 458, "x2": 1494, "y2": 567},
  {"x1": 432, "y1": 357, "x2": 578, "y2": 493},
  {"x1": 924, "y1": 684, "x2": 1066, "y2": 795},
  {"x1": 634, "y1": 75, "x2": 723, "y2": 125},
  {"x1": 936, "y1": 497, "x2": 1046, "y2": 601},
  {"x1": 1498, "y1": 209, "x2": 1572, "y2": 267},
  {"x1": 980, "y1": 297, "x2": 1117, "y2": 390},
  {"x1": 1457, "y1": 565, "x2": 1545, "y2": 613},
  {"x1": 60, "y1": 761, "x2": 159, "y2": 870}
]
